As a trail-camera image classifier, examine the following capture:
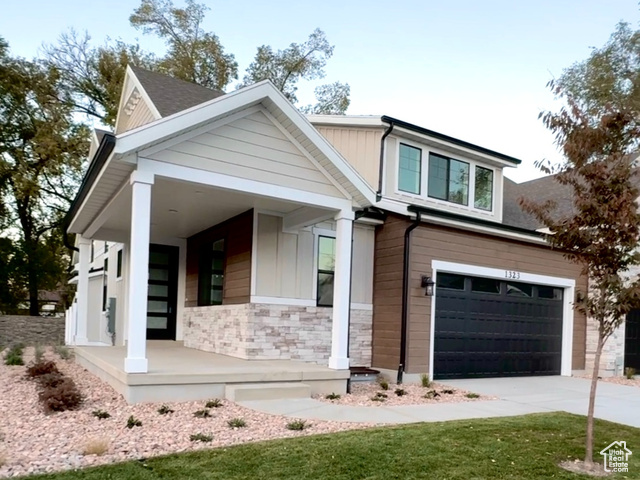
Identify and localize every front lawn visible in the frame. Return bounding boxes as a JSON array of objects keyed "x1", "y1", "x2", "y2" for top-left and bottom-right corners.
[{"x1": 21, "y1": 413, "x2": 640, "y2": 479}]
